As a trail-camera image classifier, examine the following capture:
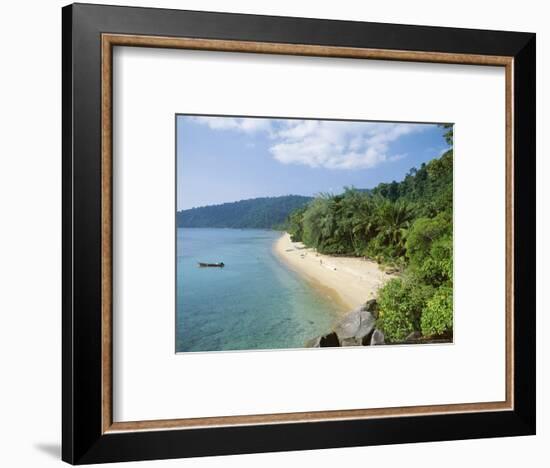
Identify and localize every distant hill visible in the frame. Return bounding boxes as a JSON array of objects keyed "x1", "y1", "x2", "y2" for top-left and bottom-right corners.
[{"x1": 177, "y1": 195, "x2": 313, "y2": 229}]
